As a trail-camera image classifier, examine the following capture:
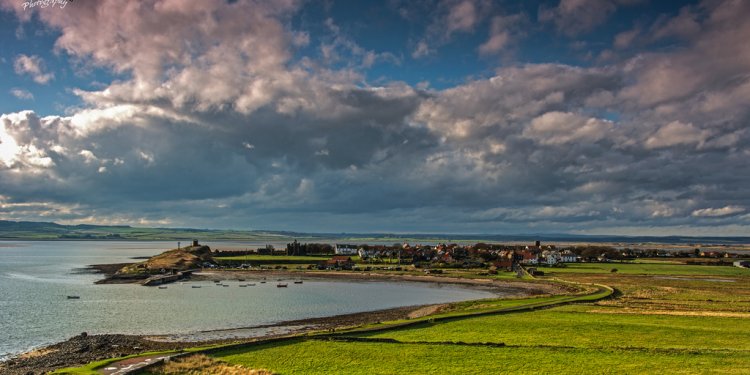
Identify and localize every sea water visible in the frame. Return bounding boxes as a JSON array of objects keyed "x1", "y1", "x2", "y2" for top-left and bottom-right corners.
[{"x1": 0, "y1": 241, "x2": 497, "y2": 360}]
